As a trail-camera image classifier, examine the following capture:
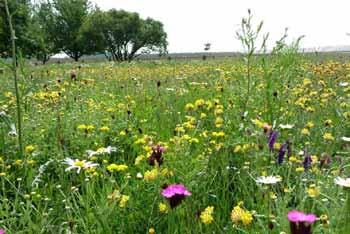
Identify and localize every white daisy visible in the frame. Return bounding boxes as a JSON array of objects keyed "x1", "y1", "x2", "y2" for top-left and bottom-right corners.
[
  {"x1": 86, "y1": 146, "x2": 117, "y2": 158},
  {"x1": 63, "y1": 158, "x2": 98, "y2": 173},
  {"x1": 256, "y1": 175, "x2": 282, "y2": 185},
  {"x1": 341, "y1": 137, "x2": 350, "y2": 142},
  {"x1": 279, "y1": 124, "x2": 294, "y2": 129},
  {"x1": 334, "y1": 177, "x2": 350, "y2": 188}
]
